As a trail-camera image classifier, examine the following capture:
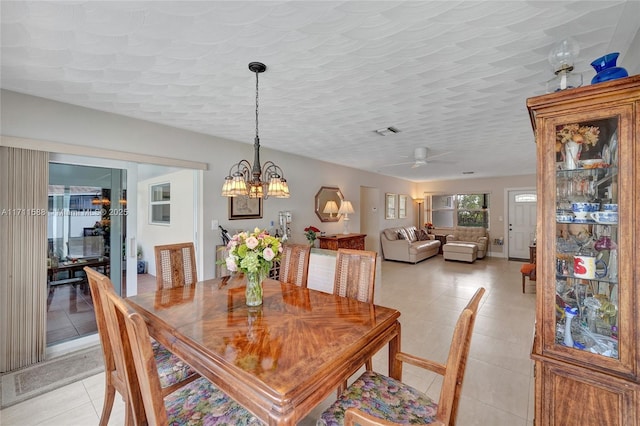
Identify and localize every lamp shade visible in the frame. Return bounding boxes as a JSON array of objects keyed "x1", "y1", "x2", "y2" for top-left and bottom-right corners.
[
  {"x1": 323, "y1": 200, "x2": 339, "y2": 217},
  {"x1": 338, "y1": 200, "x2": 354, "y2": 215}
]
